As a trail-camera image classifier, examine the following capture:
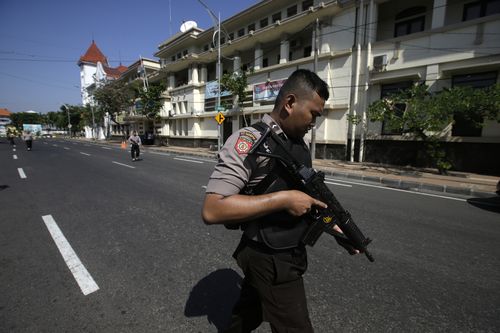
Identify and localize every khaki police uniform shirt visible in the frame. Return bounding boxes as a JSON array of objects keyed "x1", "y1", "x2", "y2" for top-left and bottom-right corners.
[{"x1": 206, "y1": 114, "x2": 286, "y2": 197}]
